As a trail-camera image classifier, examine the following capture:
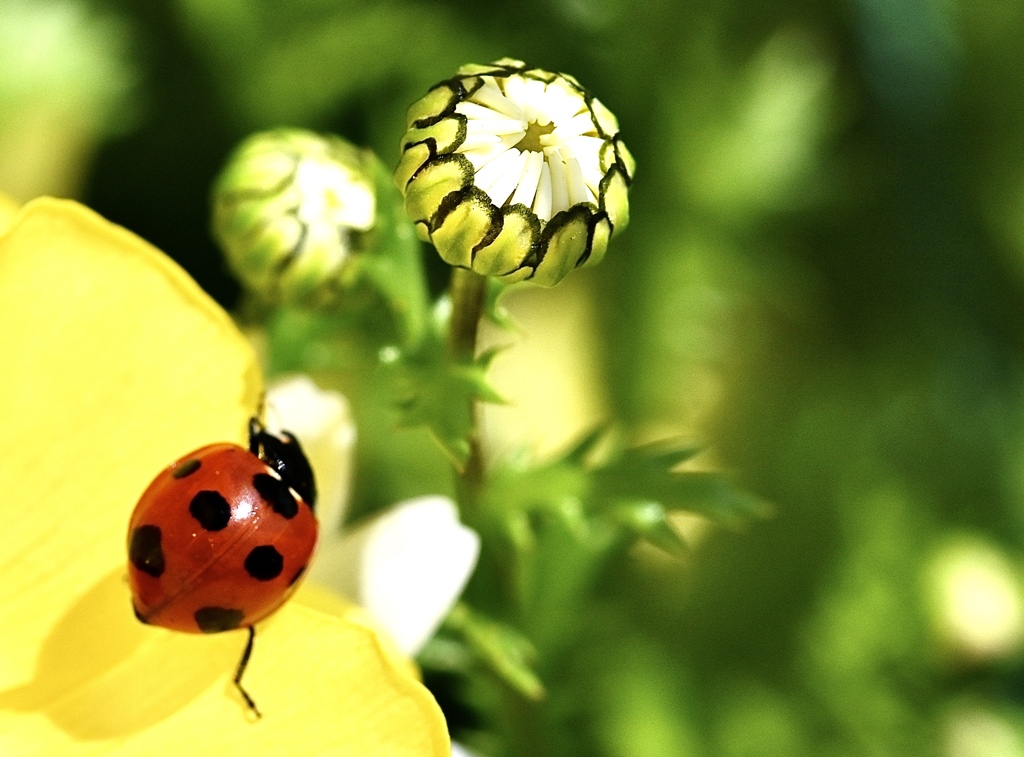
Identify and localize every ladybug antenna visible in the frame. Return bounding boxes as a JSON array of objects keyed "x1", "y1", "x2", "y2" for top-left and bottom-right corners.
[
  {"x1": 264, "y1": 400, "x2": 286, "y2": 438},
  {"x1": 248, "y1": 417, "x2": 264, "y2": 456},
  {"x1": 234, "y1": 626, "x2": 262, "y2": 719}
]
